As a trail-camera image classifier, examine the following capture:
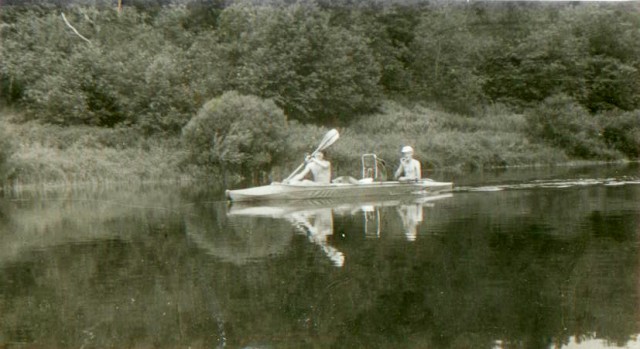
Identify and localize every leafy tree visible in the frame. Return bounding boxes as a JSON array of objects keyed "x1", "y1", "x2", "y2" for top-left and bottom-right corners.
[
  {"x1": 409, "y1": 3, "x2": 488, "y2": 115},
  {"x1": 213, "y1": 3, "x2": 381, "y2": 124},
  {"x1": 2, "y1": 6, "x2": 204, "y2": 131},
  {"x1": 333, "y1": 5, "x2": 420, "y2": 95},
  {"x1": 181, "y1": 91, "x2": 288, "y2": 182},
  {"x1": 183, "y1": 0, "x2": 226, "y2": 32},
  {"x1": 480, "y1": 3, "x2": 640, "y2": 112}
]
